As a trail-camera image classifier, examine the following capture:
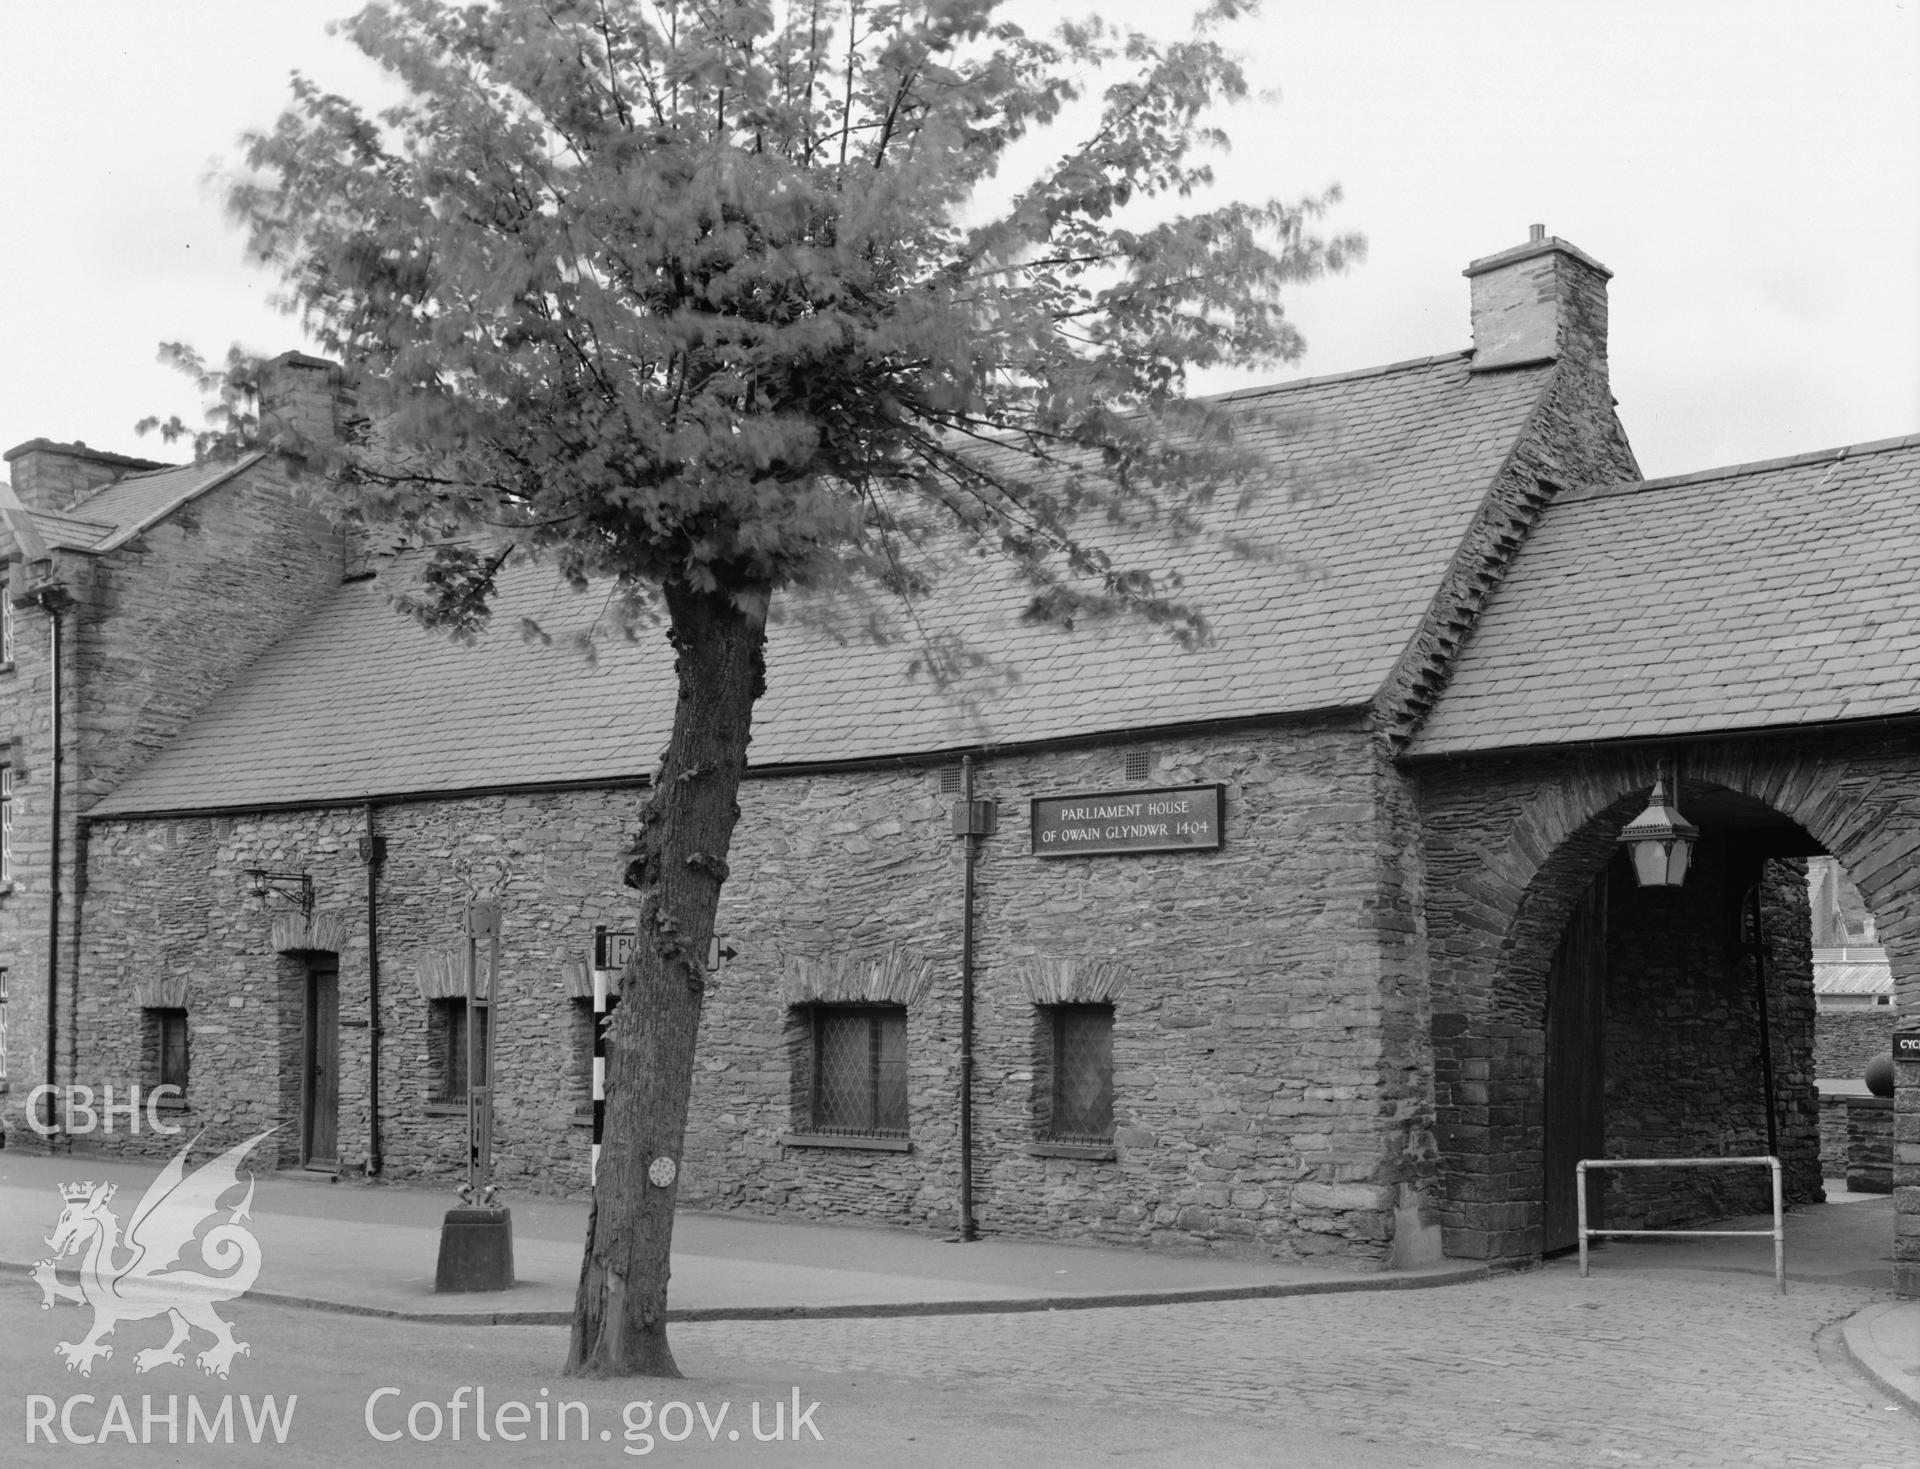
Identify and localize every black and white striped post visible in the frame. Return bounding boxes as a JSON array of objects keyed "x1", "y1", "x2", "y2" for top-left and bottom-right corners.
[
  {"x1": 588, "y1": 929, "x2": 725, "y2": 1184},
  {"x1": 591, "y1": 926, "x2": 609, "y2": 1184}
]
